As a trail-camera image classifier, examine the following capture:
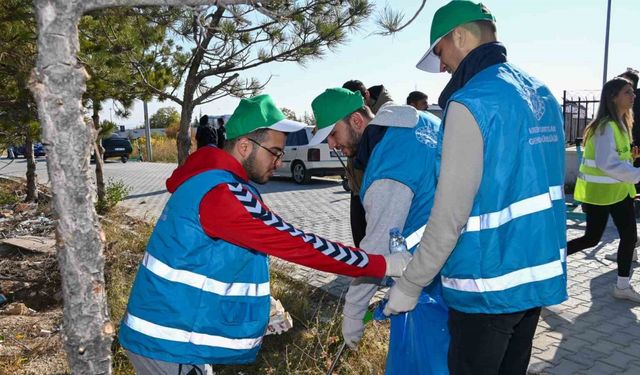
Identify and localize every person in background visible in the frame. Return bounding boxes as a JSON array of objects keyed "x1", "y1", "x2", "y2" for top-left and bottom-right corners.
[
  {"x1": 196, "y1": 115, "x2": 218, "y2": 149},
  {"x1": 570, "y1": 77, "x2": 640, "y2": 302},
  {"x1": 119, "y1": 94, "x2": 410, "y2": 375},
  {"x1": 406, "y1": 91, "x2": 429, "y2": 111},
  {"x1": 383, "y1": 1, "x2": 567, "y2": 374},
  {"x1": 216, "y1": 117, "x2": 226, "y2": 149},
  {"x1": 618, "y1": 69, "x2": 640, "y2": 218},
  {"x1": 340, "y1": 80, "x2": 393, "y2": 247},
  {"x1": 619, "y1": 69, "x2": 640, "y2": 147},
  {"x1": 366, "y1": 84, "x2": 393, "y2": 113}
]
